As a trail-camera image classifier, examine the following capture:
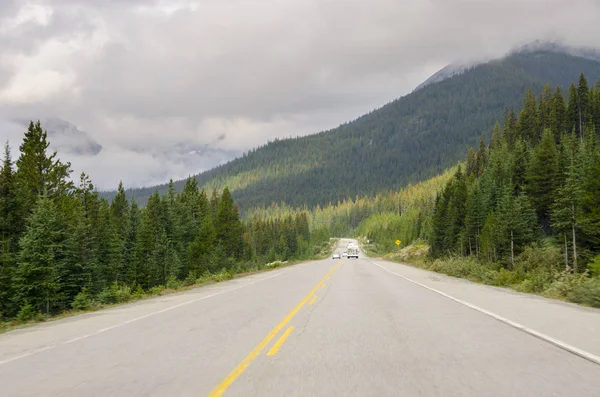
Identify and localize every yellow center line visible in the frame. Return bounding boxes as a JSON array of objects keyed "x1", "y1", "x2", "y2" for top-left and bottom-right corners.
[
  {"x1": 320, "y1": 283, "x2": 326, "y2": 289},
  {"x1": 308, "y1": 295, "x2": 317, "y2": 305},
  {"x1": 208, "y1": 263, "x2": 339, "y2": 397},
  {"x1": 267, "y1": 326, "x2": 295, "y2": 356}
]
